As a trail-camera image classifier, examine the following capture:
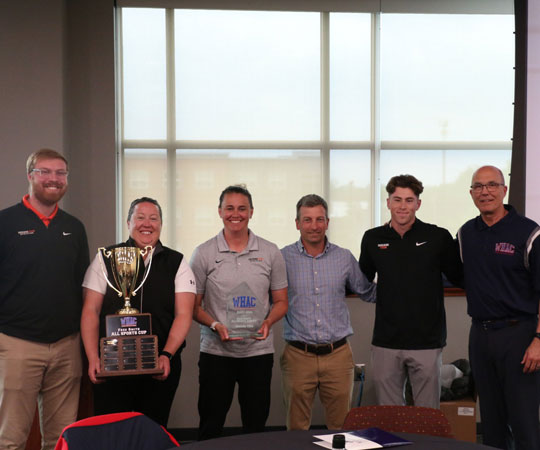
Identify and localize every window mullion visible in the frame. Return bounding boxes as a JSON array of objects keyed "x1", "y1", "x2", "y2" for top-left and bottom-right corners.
[
  {"x1": 320, "y1": 12, "x2": 330, "y2": 202},
  {"x1": 166, "y1": 8, "x2": 176, "y2": 248},
  {"x1": 116, "y1": 6, "x2": 126, "y2": 242},
  {"x1": 371, "y1": 12, "x2": 381, "y2": 227}
]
